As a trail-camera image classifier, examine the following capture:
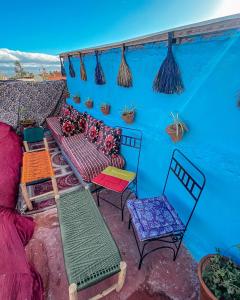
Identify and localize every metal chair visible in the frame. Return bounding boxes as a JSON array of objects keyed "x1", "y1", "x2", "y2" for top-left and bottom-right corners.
[
  {"x1": 92, "y1": 127, "x2": 142, "y2": 221},
  {"x1": 127, "y1": 149, "x2": 206, "y2": 269},
  {"x1": 23, "y1": 126, "x2": 49, "y2": 152}
]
